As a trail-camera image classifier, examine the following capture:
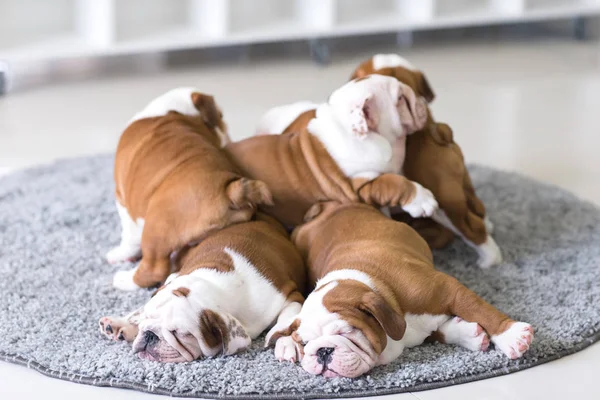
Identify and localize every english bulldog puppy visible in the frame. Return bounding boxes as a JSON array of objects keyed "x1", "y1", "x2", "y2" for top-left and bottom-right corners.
[
  {"x1": 226, "y1": 75, "x2": 437, "y2": 228},
  {"x1": 351, "y1": 54, "x2": 501, "y2": 268},
  {"x1": 107, "y1": 87, "x2": 273, "y2": 290},
  {"x1": 266, "y1": 201, "x2": 533, "y2": 378},
  {"x1": 99, "y1": 214, "x2": 306, "y2": 362}
]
